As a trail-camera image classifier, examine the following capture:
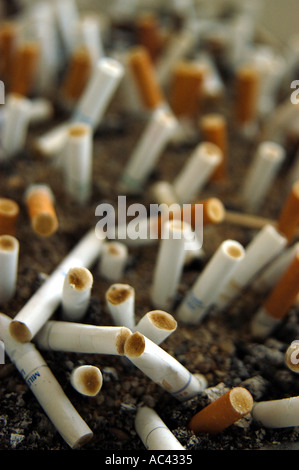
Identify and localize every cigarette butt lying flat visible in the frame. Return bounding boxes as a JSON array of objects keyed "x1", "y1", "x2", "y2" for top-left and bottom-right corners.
[
  {"x1": 0, "y1": 198, "x2": 20, "y2": 236},
  {"x1": 128, "y1": 46, "x2": 165, "y2": 110},
  {"x1": 252, "y1": 395, "x2": 299, "y2": 428},
  {"x1": 70, "y1": 365, "x2": 103, "y2": 396},
  {"x1": 25, "y1": 185, "x2": 58, "y2": 237},
  {"x1": 285, "y1": 342, "x2": 299, "y2": 373},
  {"x1": 169, "y1": 61, "x2": 205, "y2": 118},
  {"x1": 277, "y1": 181, "x2": 299, "y2": 242},
  {"x1": 200, "y1": 113, "x2": 228, "y2": 182},
  {"x1": 188, "y1": 387, "x2": 253, "y2": 434},
  {"x1": 0, "y1": 313, "x2": 93, "y2": 449}
]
